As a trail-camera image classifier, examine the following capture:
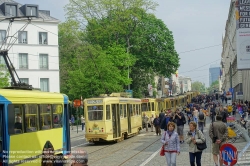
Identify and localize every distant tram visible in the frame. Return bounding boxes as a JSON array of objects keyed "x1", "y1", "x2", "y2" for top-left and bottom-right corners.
[{"x1": 84, "y1": 93, "x2": 142, "y2": 143}]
